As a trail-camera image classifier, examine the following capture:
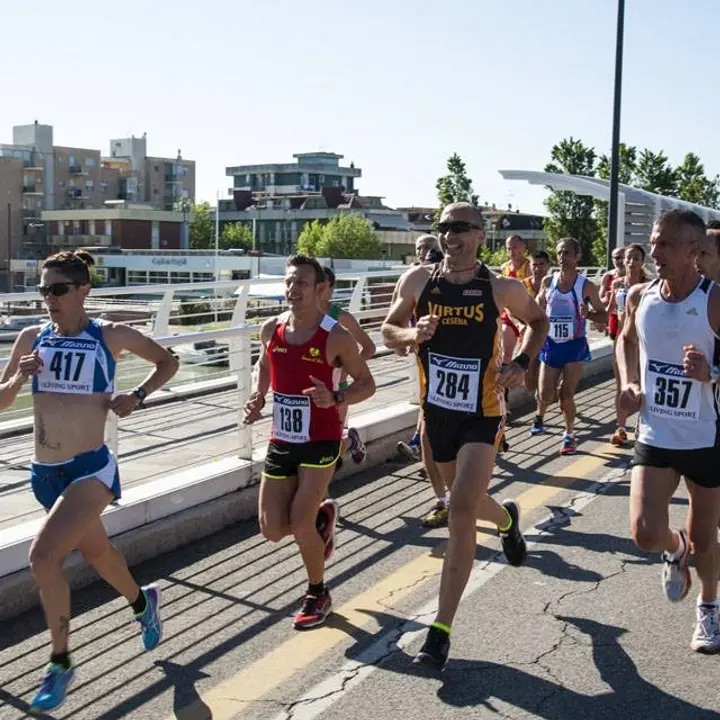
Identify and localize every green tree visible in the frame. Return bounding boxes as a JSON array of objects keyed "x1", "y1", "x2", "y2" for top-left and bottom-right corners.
[
  {"x1": 174, "y1": 199, "x2": 215, "y2": 249},
  {"x1": 316, "y1": 215, "x2": 382, "y2": 259},
  {"x1": 543, "y1": 137, "x2": 599, "y2": 261},
  {"x1": 594, "y1": 144, "x2": 638, "y2": 263},
  {"x1": 675, "y1": 153, "x2": 720, "y2": 208},
  {"x1": 435, "y1": 153, "x2": 479, "y2": 224},
  {"x1": 634, "y1": 149, "x2": 677, "y2": 195},
  {"x1": 296, "y1": 219, "x2": 325, "y2": 257},
  {"x1": 220, "y1": 221, "x2": 254, "y2": 251}
]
